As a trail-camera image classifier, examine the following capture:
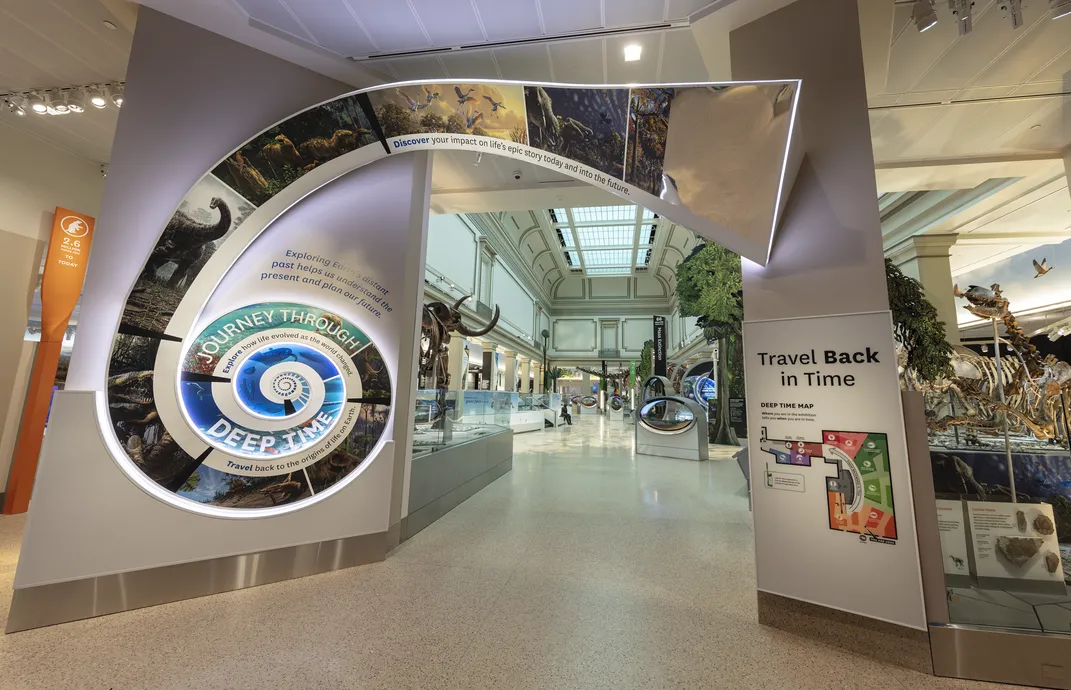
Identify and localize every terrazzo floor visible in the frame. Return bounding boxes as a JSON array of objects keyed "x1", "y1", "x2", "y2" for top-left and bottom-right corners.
[{"x1": 0, "y1": 417, "x2": 1018, "y2": 688}]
